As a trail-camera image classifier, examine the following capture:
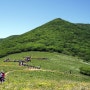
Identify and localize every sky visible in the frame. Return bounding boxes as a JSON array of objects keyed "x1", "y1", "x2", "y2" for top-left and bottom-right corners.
[{"x1": 0, "y1": 0, "x2": 90, "y2": 38}]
